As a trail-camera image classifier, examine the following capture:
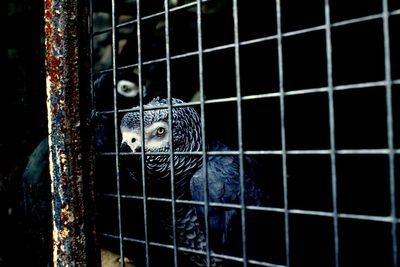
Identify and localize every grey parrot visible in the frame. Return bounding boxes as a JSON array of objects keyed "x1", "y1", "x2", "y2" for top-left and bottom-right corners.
[{"x1": 120, "y1": 97, "x2": 267, "y2": 266}]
